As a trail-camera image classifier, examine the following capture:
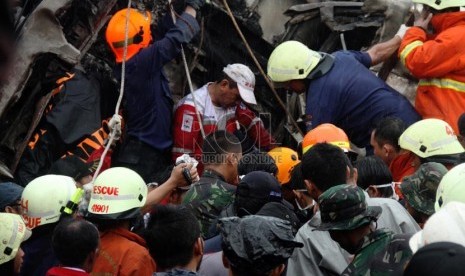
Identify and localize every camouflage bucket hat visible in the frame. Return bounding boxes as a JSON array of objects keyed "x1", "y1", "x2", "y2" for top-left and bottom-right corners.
[
  {"x1": 315, "y1": 184, "x2": 382, "y2": 231},
  {"x1": 400, "y1": 162, "x2": 448, "y2": 216}
]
